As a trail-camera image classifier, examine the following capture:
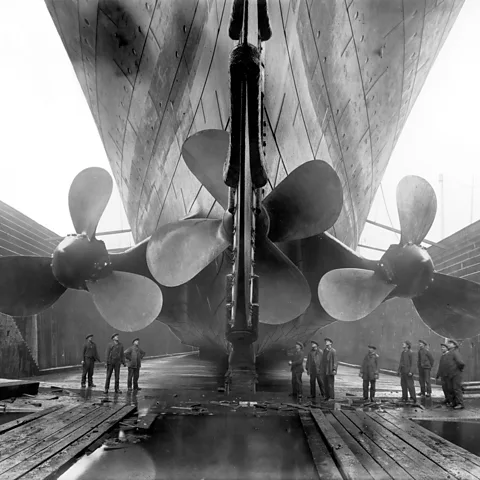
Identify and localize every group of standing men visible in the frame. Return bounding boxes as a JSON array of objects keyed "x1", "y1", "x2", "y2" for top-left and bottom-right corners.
[
  {"x1": 289, "y1": 338, "x2": 337, "y2": 401},
  {"x1": 398, "y1": 339, "x2": 465, "y2": 409},
  {"x1": 398, "y1": 339, "x2": 433, "y2": 404},
  {"x1": 436, "y1": 339, "x2": 465, "y2": 409},
  {"x1": 81, "y1": 333, "x2": 146, "y2": 394},
  {"x1": 289, "y1": 337, "x2": 466, "y2": 409}
]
